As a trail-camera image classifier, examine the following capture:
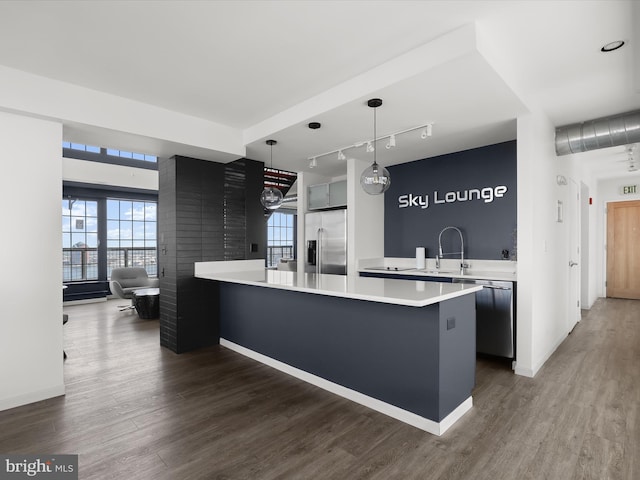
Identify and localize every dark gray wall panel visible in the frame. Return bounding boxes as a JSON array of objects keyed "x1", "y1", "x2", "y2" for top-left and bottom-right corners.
[
  {"x1": 384, "y1": 141, "x2": 517, "y2": 260},
  {"x1": 159, "y1": 155, "x2": 265, "y2": 353},
  {"x1": 438, "y1": 293, "x2": 476, "y2": 419},
  {"x1": 244, "y1": 159, "x2": 268, "y2": 260}
]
